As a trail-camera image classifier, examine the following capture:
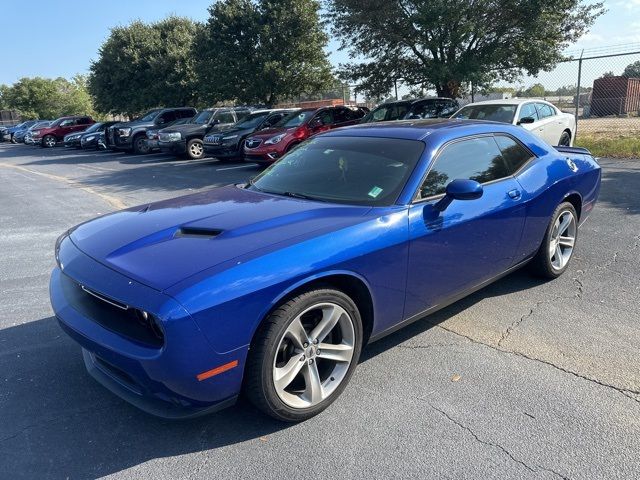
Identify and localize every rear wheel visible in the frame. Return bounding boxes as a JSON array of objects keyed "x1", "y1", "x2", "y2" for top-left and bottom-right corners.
[
  {"x1": 558, "y1": 131, "x2": 571, "y2": 146},
  {"x1": 42, "y1": 135, "x2": 56, "y2": 148},
  {"x1": 185, "y1": 138, "x2": 204, "y2": 159},
  {"x1": 530, "y1": 201, "x2": 578, "y2": 278},
  {"x1": 132, "y1": 135, "x2": 150, "y2": 155},
  {"x1": 245, "y1": 288, "x2": 363, "y2": 422}
]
